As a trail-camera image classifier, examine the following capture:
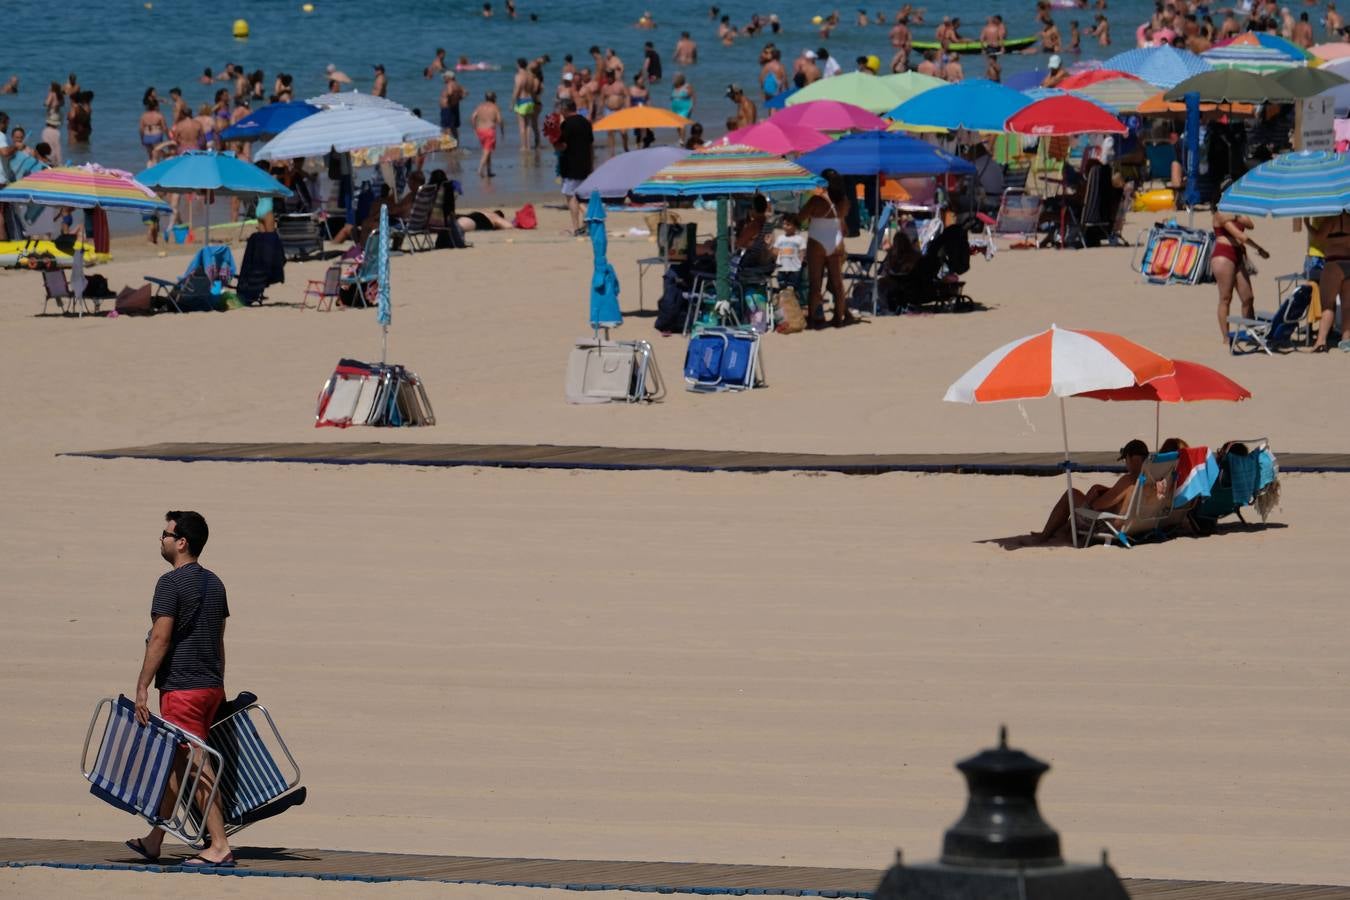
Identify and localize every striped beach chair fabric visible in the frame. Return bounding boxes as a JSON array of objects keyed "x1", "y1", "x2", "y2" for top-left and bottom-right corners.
[
  {"x1": 209, "y1": 710, "x2": 292, "y2": 825},
  {"x1": 85, "y1": 696, "x2": 177, "y2": 821}
]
